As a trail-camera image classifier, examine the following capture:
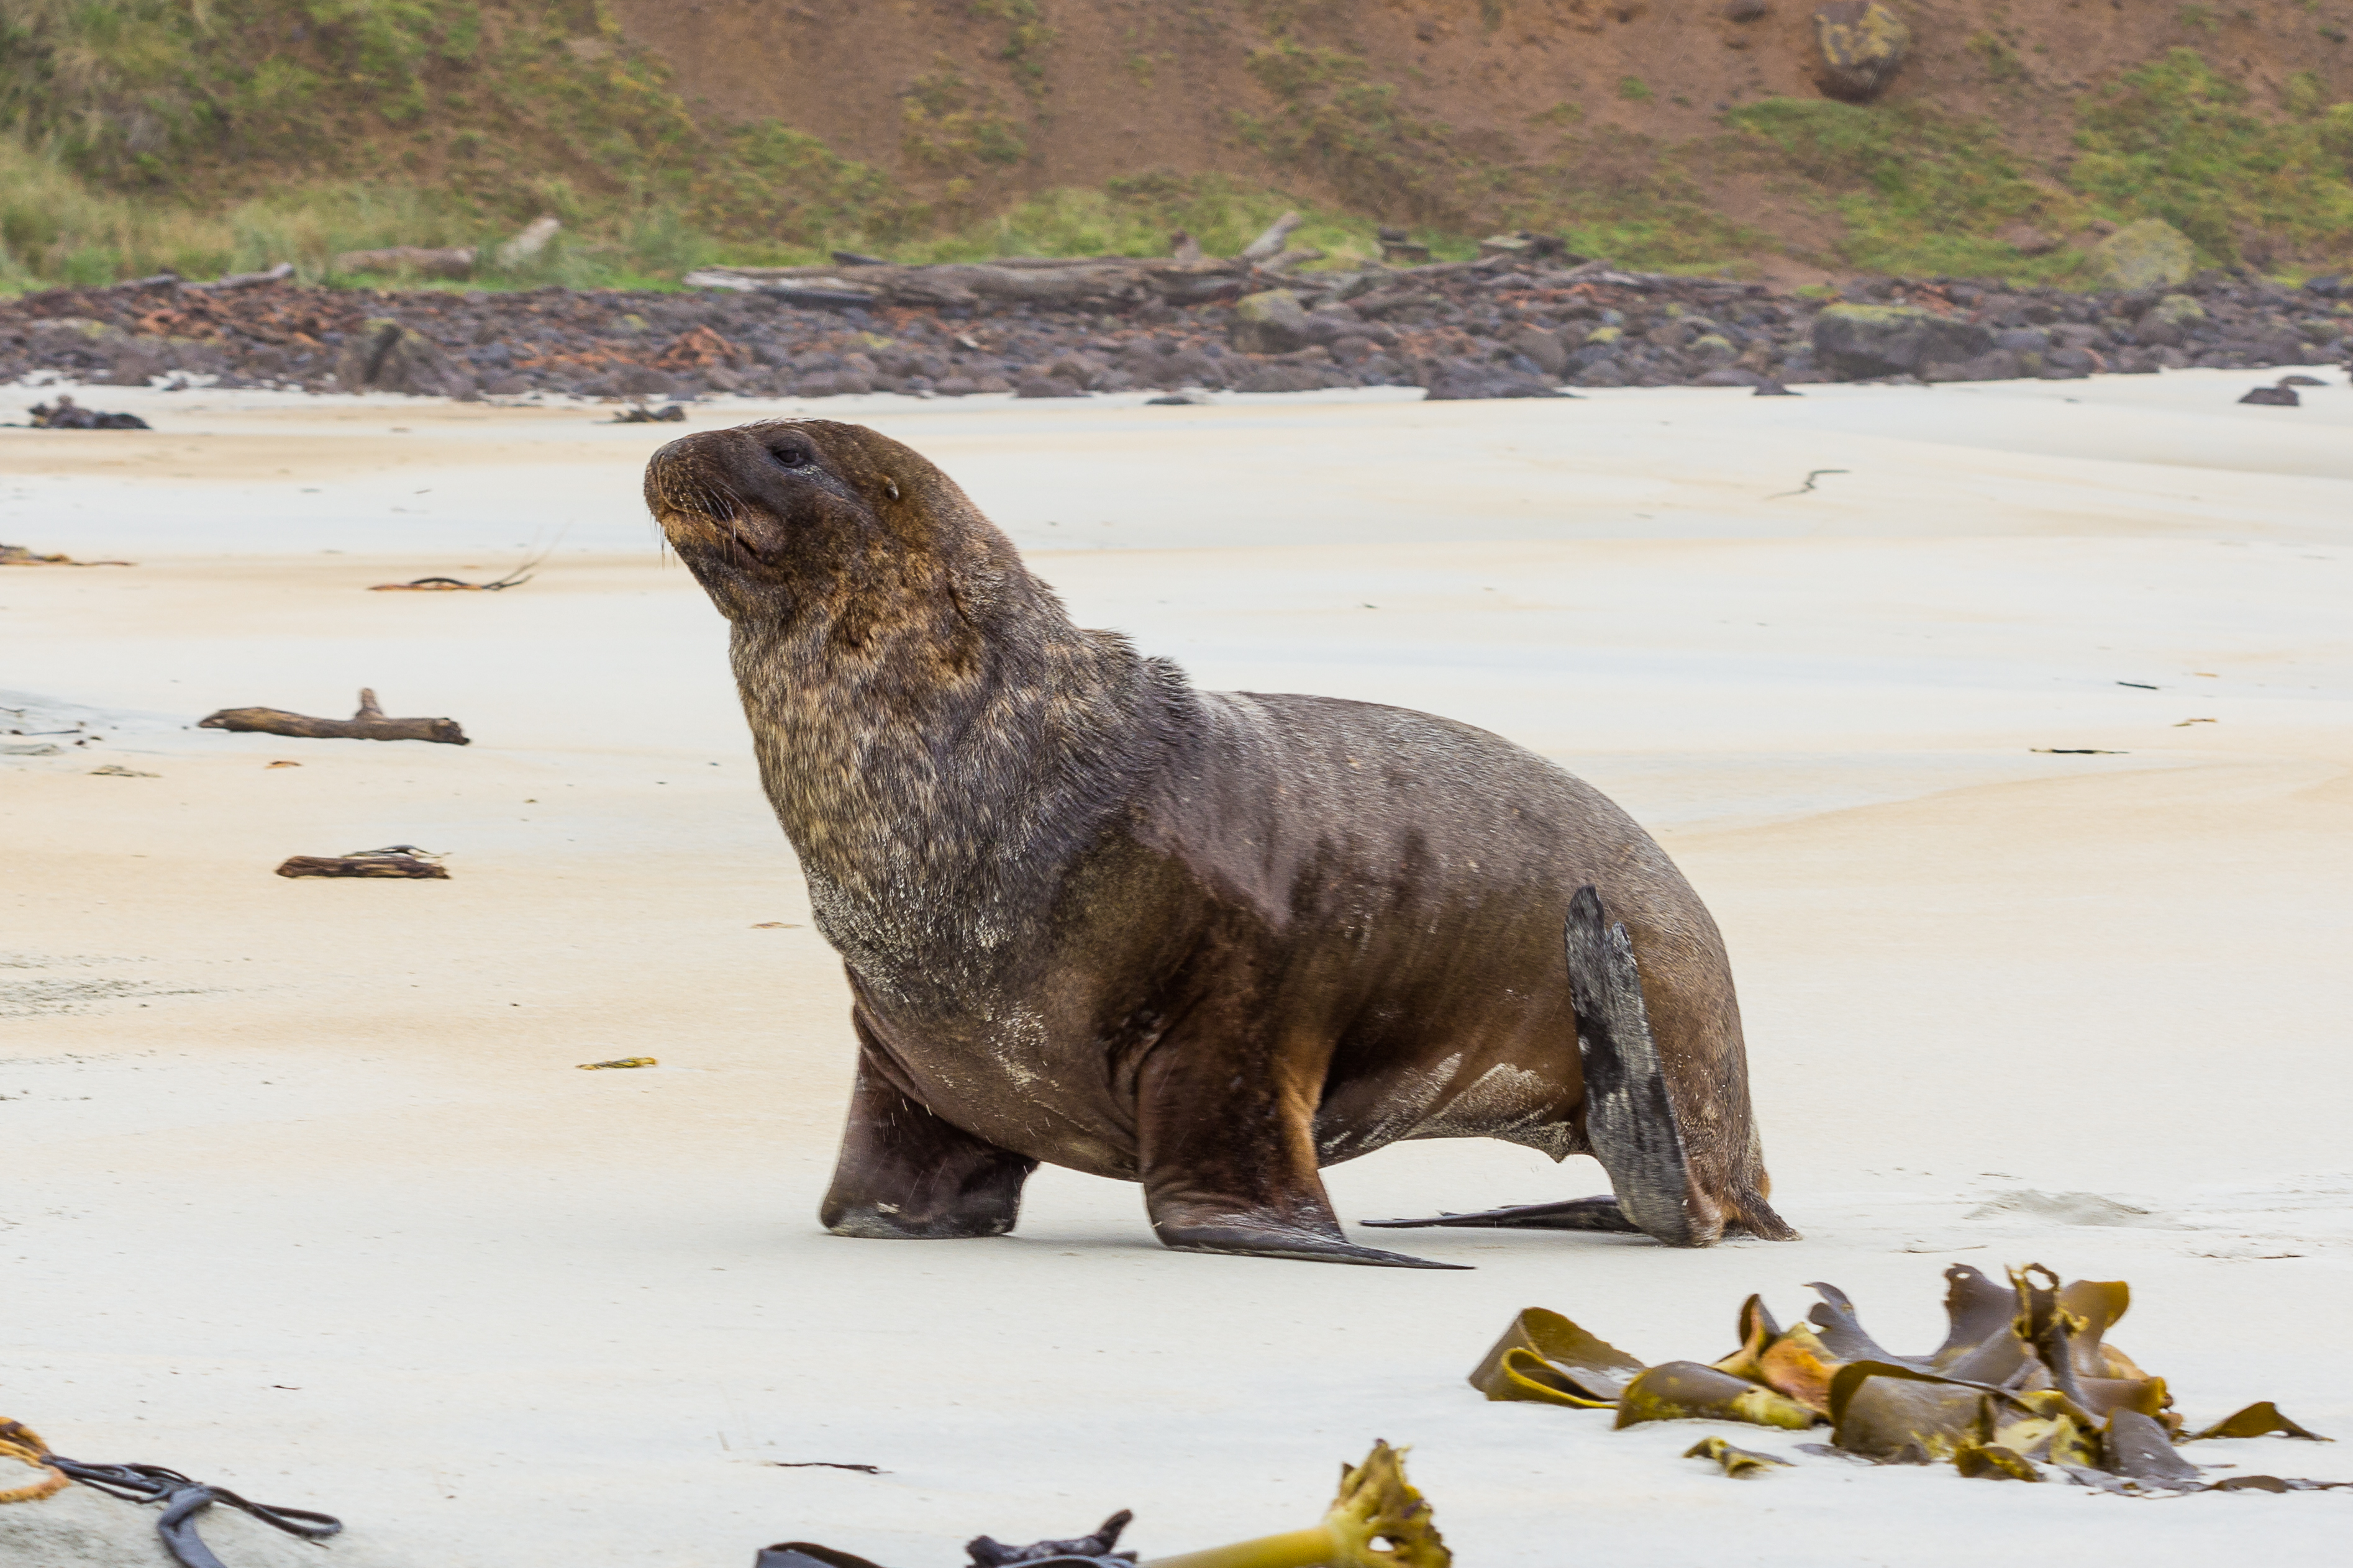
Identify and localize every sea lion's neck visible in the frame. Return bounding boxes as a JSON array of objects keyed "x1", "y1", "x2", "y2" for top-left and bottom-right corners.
[{"x1": 730, "y1": 572, "x2": 1180, "y2": 987}]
